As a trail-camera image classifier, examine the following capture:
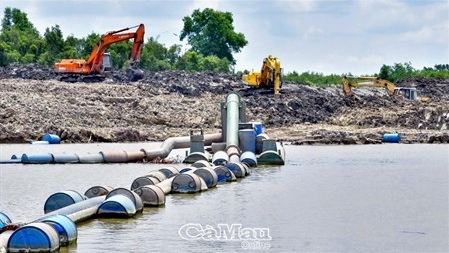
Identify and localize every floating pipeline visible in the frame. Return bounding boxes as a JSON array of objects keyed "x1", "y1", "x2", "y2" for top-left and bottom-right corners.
[
  {"x1": 1, "y1": 186, "x2": 116, "y2": 252},
  {"x1": 4, "y1": 131, "x2": 284, "y2": 166},
  {"x1": 1, "y1": 159, "x2": 263, "y2": 252},
  {"x1": 0, "y1": 91, "x2": 286, "y2": 251},
  {"x1": 53, "y1": 153, "x2": 79, "y2": 163}
]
